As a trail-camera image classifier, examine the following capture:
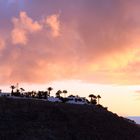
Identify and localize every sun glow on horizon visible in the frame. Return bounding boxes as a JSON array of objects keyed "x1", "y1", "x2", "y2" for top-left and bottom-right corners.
[{"x1": 0, "y1": 80, "x2": 140, "y2": 116}]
